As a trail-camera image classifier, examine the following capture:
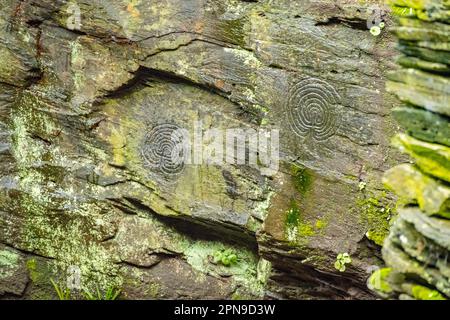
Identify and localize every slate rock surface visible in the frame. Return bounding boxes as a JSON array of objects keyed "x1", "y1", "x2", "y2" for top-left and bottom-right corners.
[{"x1": 0, "y1": 0, "x2": 400, "y2": 299}]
